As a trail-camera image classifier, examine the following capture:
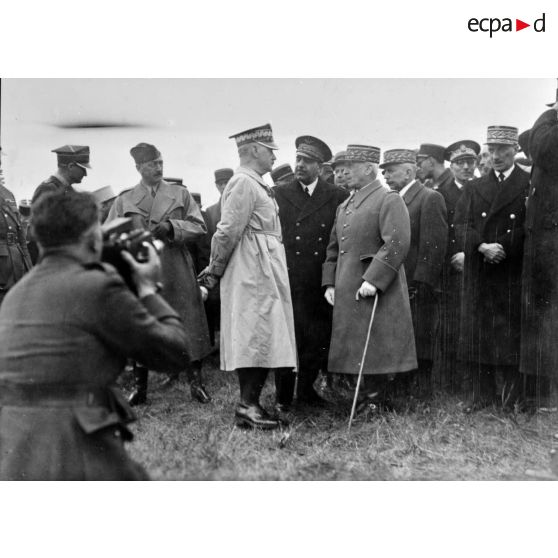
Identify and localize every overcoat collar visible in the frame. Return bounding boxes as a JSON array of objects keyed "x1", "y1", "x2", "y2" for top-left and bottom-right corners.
[
  {"x1": 401, "y1": 180, "x2": 422, "y2": 205},
  {"x1": 281, "y1": 177, "x2": 337, "y2": 220},
  {"x1": 353, "y1": 179, "x2": 384, "y2": 209},
  {"x1": 237, "y1": 166, "x2": 272, "y2": 192},
  {"x1": 127, "y1": 180, "x2": 179, "y2": 223},
  {"x1": 488, "y1": 165, "x2": 528, "y2": 216}
]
